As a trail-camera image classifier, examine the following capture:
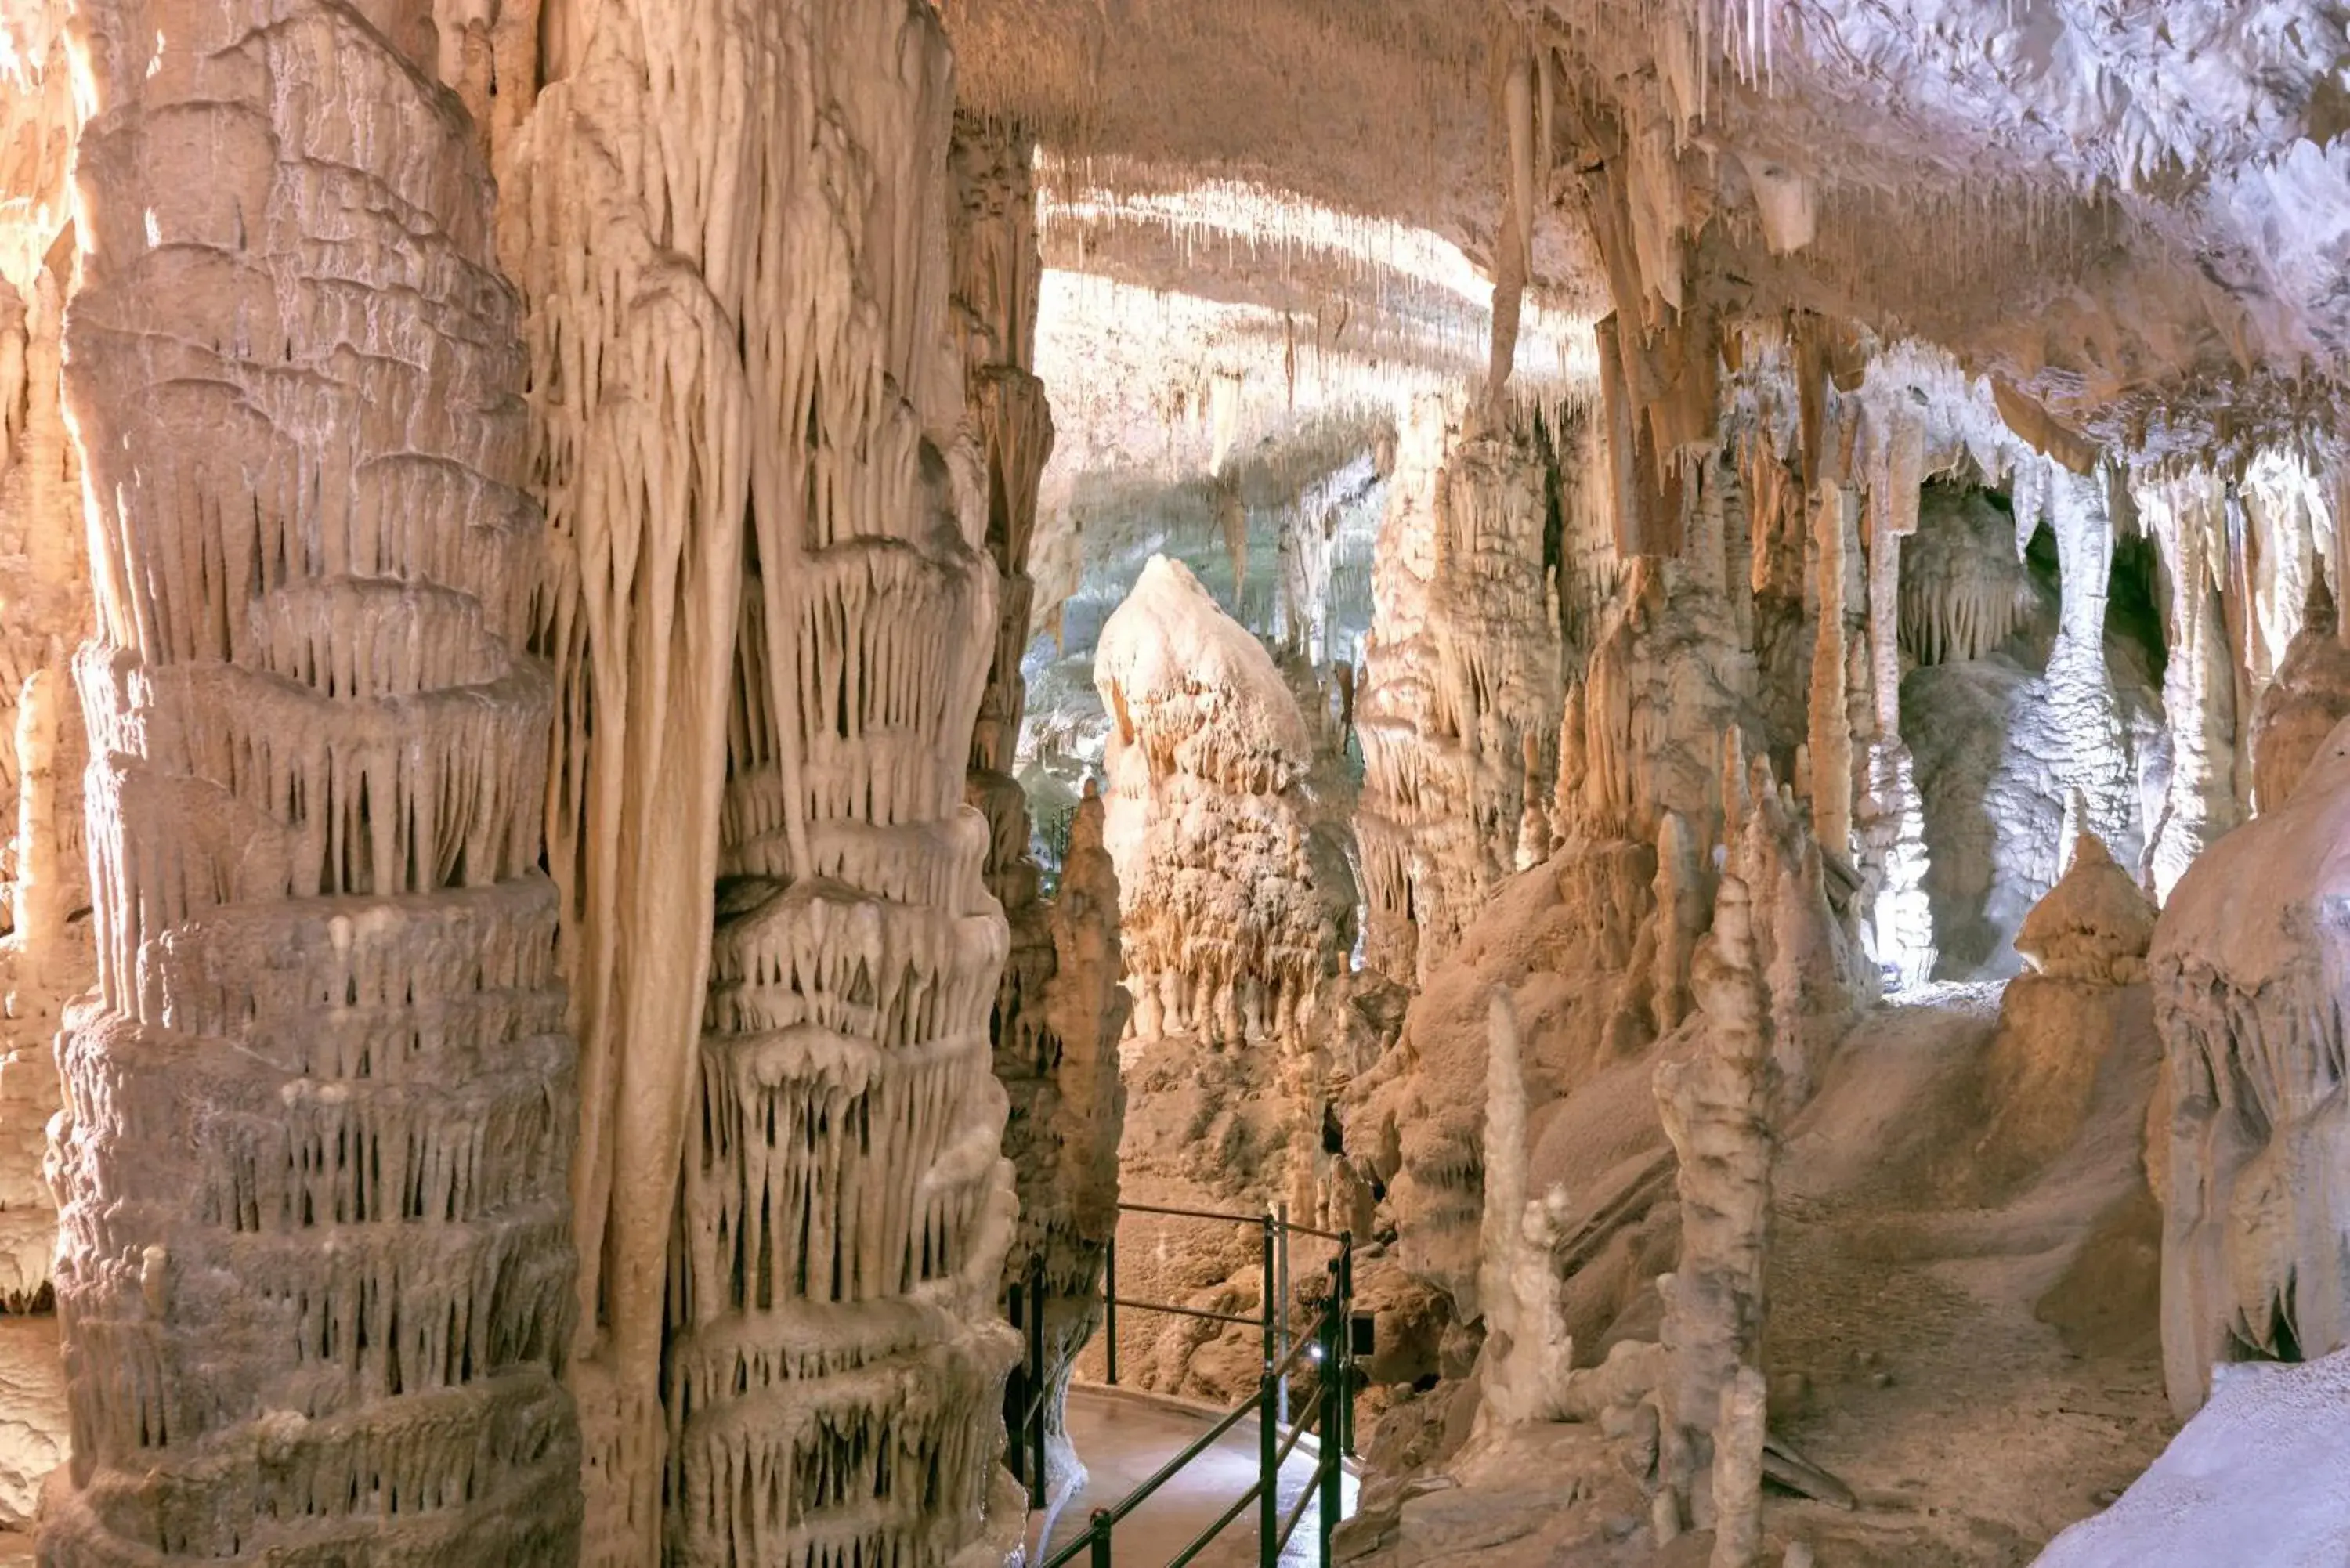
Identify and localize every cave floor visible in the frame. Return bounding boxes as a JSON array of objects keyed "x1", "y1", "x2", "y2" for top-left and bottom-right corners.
[
  {"x1": 1363, "y1": 984, "x2": 2175, "y2": 1568},
  {"x1": 1043, "y1": 1385, "x2": 1356, "y2": 1568}
]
